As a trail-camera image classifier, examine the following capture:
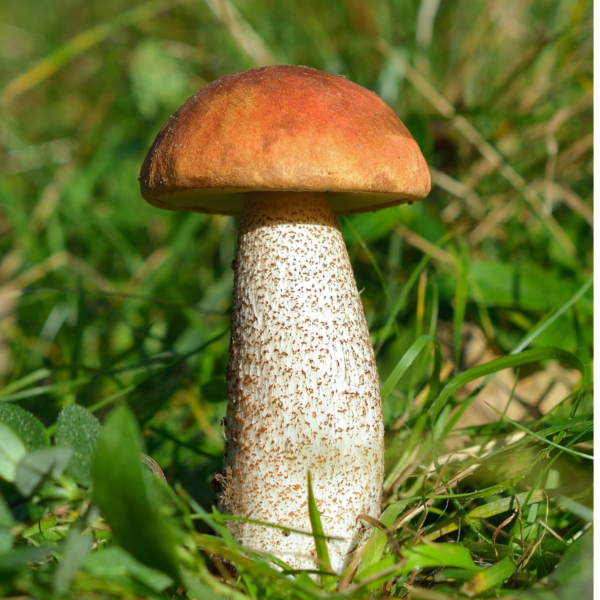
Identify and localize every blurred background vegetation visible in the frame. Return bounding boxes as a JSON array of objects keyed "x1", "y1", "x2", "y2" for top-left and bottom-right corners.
[{"x1": 0, "y1": 0, "x2": 593, "y2": 598}]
